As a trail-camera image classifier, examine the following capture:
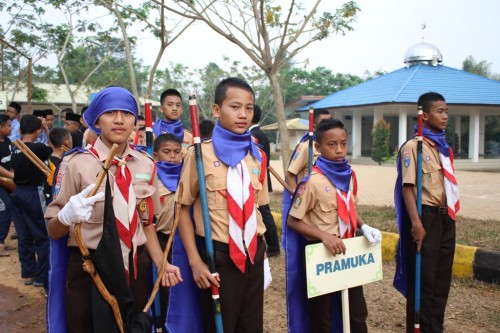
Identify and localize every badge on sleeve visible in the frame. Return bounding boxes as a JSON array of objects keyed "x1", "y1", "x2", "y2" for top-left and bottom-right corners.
[
  {"x1": 293, "y1": 196, "x2": 302, "y2": 209},
  {"x1": 403, "y1": 150, "x2": 411, "y2": 168}
]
